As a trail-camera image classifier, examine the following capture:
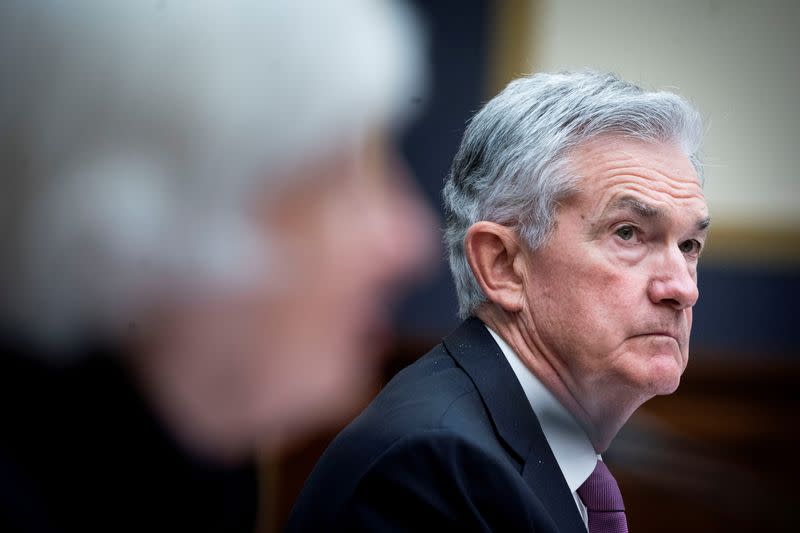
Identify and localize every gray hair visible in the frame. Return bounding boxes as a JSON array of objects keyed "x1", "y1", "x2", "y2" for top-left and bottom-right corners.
[
  {"x1": 443, "y1": 70, "x2": 704, "y2": 318},
  {"x1": 0, "y1": 0, "x2": 423, "y2": 345}
]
